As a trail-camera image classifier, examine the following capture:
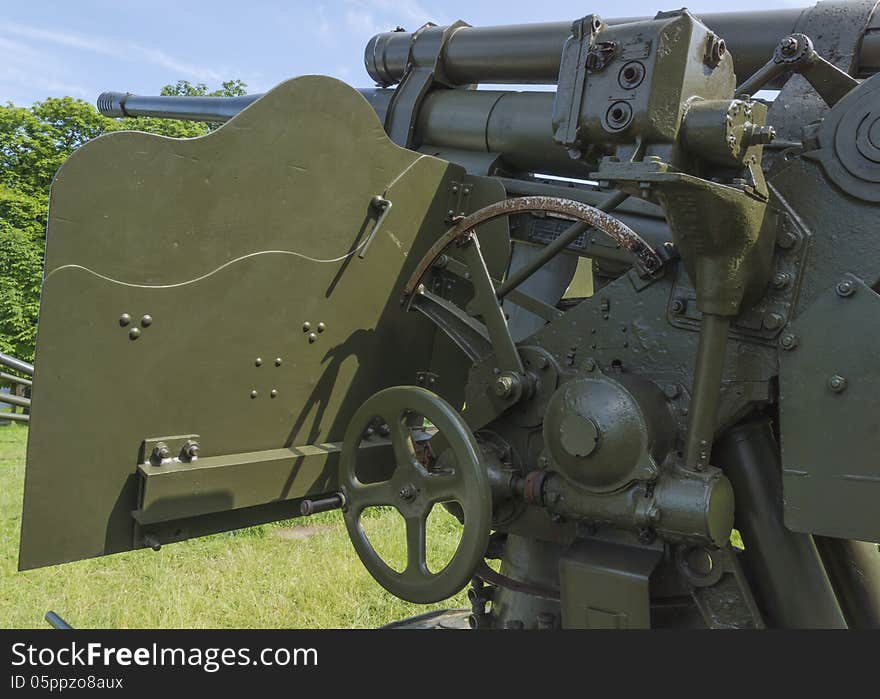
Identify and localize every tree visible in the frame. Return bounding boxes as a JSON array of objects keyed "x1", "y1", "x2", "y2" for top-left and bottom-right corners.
[{"x1": 0, "y1": 80, "x2": 246, "y2": 362}]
